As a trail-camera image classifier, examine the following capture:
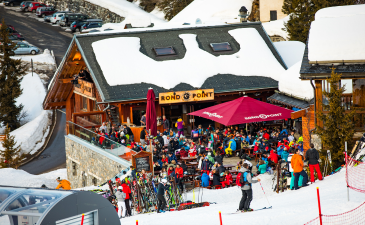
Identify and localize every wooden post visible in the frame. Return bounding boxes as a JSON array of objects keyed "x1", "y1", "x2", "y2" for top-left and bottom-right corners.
[
  {"x1": 315, "y1": 80, "x2": 323, "y2": 128},
  {"x1": 276, "y1": 162, "x2": 280, "y2": 194}
]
